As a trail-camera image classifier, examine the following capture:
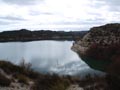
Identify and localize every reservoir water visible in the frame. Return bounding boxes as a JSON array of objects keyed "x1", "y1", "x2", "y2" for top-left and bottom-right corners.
[{"x1": 0, "y1": 40, "x2": 103, "y2": 76}]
